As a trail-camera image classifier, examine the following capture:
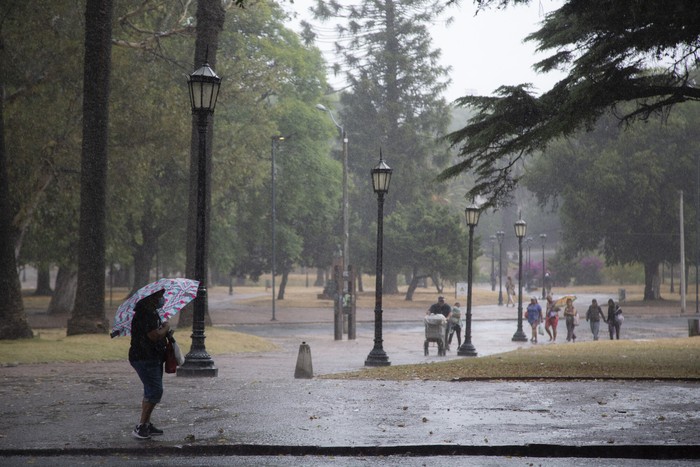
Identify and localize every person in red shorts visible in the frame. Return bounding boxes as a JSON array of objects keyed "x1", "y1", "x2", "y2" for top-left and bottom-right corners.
[{"x1": 544, "y1": 294, "x2": 560, "y2": 342}]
